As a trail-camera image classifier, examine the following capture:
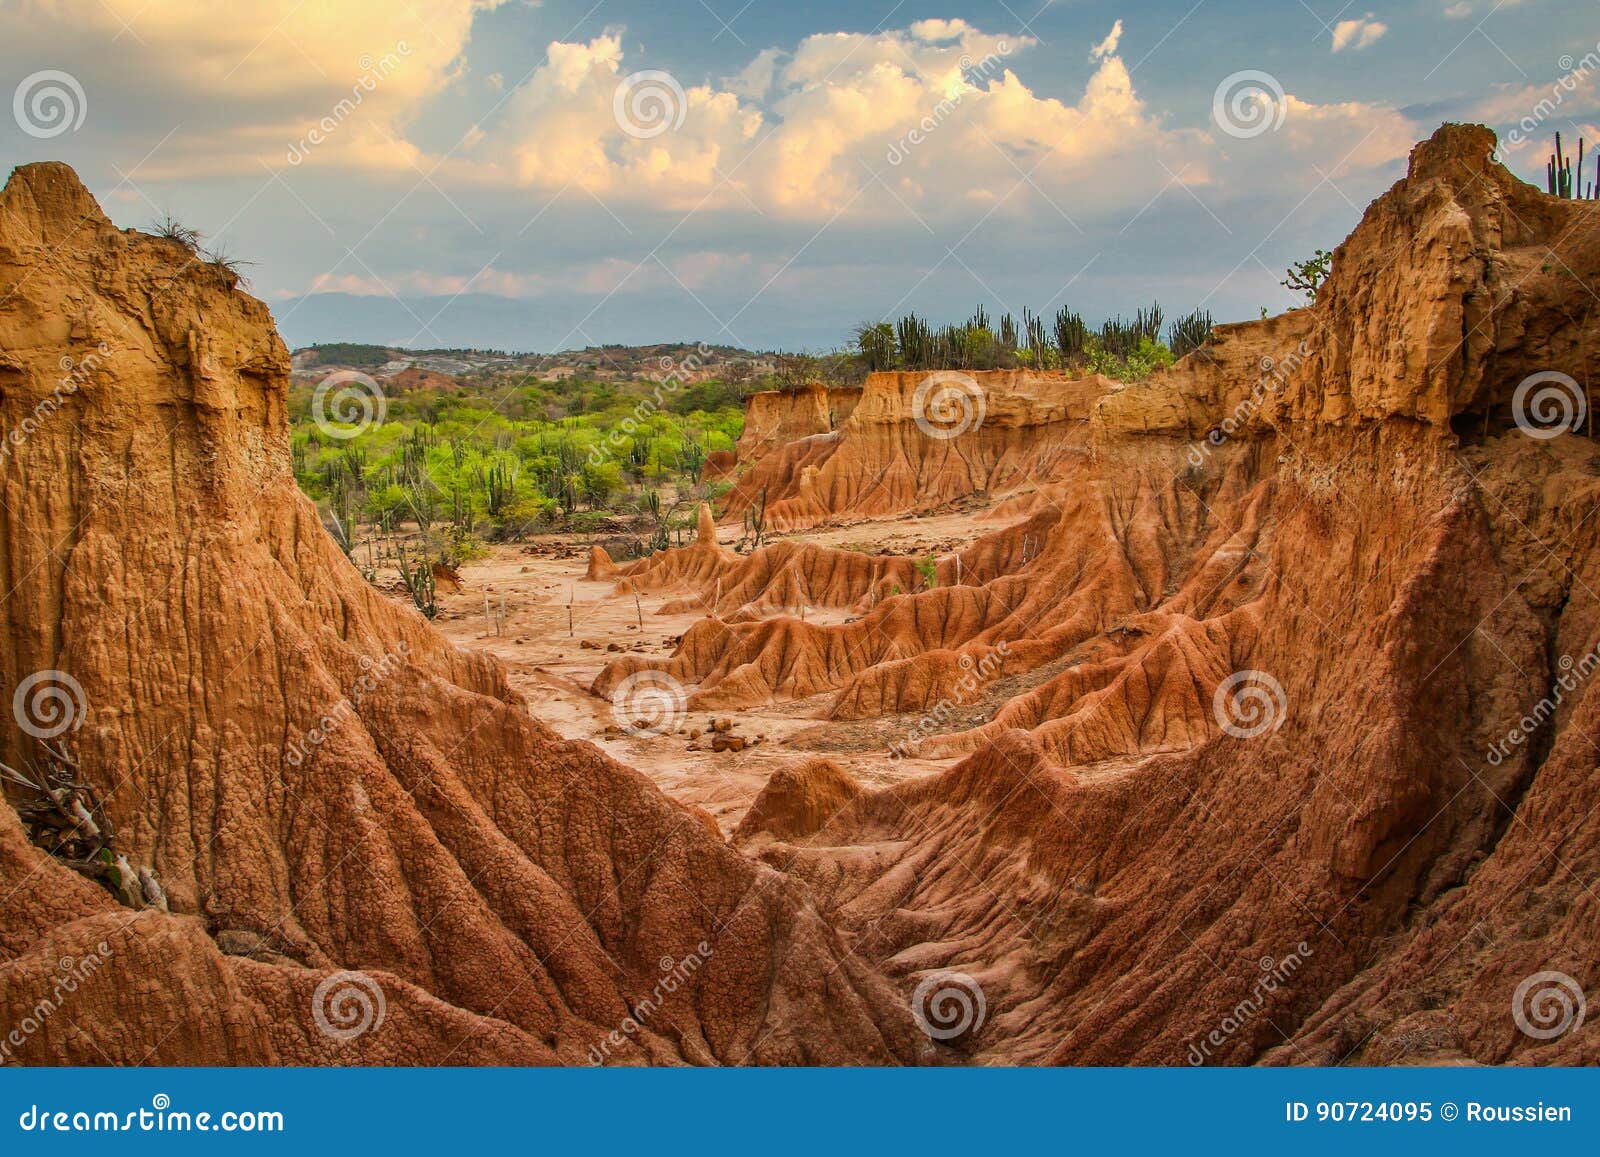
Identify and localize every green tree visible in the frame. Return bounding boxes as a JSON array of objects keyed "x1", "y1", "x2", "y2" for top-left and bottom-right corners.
[{"x1": 1282, "y1": 249, "x2": 1333, "y2": 303}]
